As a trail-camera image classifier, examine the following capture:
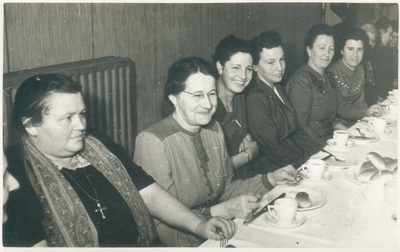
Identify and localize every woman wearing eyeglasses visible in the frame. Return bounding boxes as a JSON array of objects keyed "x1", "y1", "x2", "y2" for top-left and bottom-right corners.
[{"x1": 134, "y1": 57, "x2": 300, "y2": 247}]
